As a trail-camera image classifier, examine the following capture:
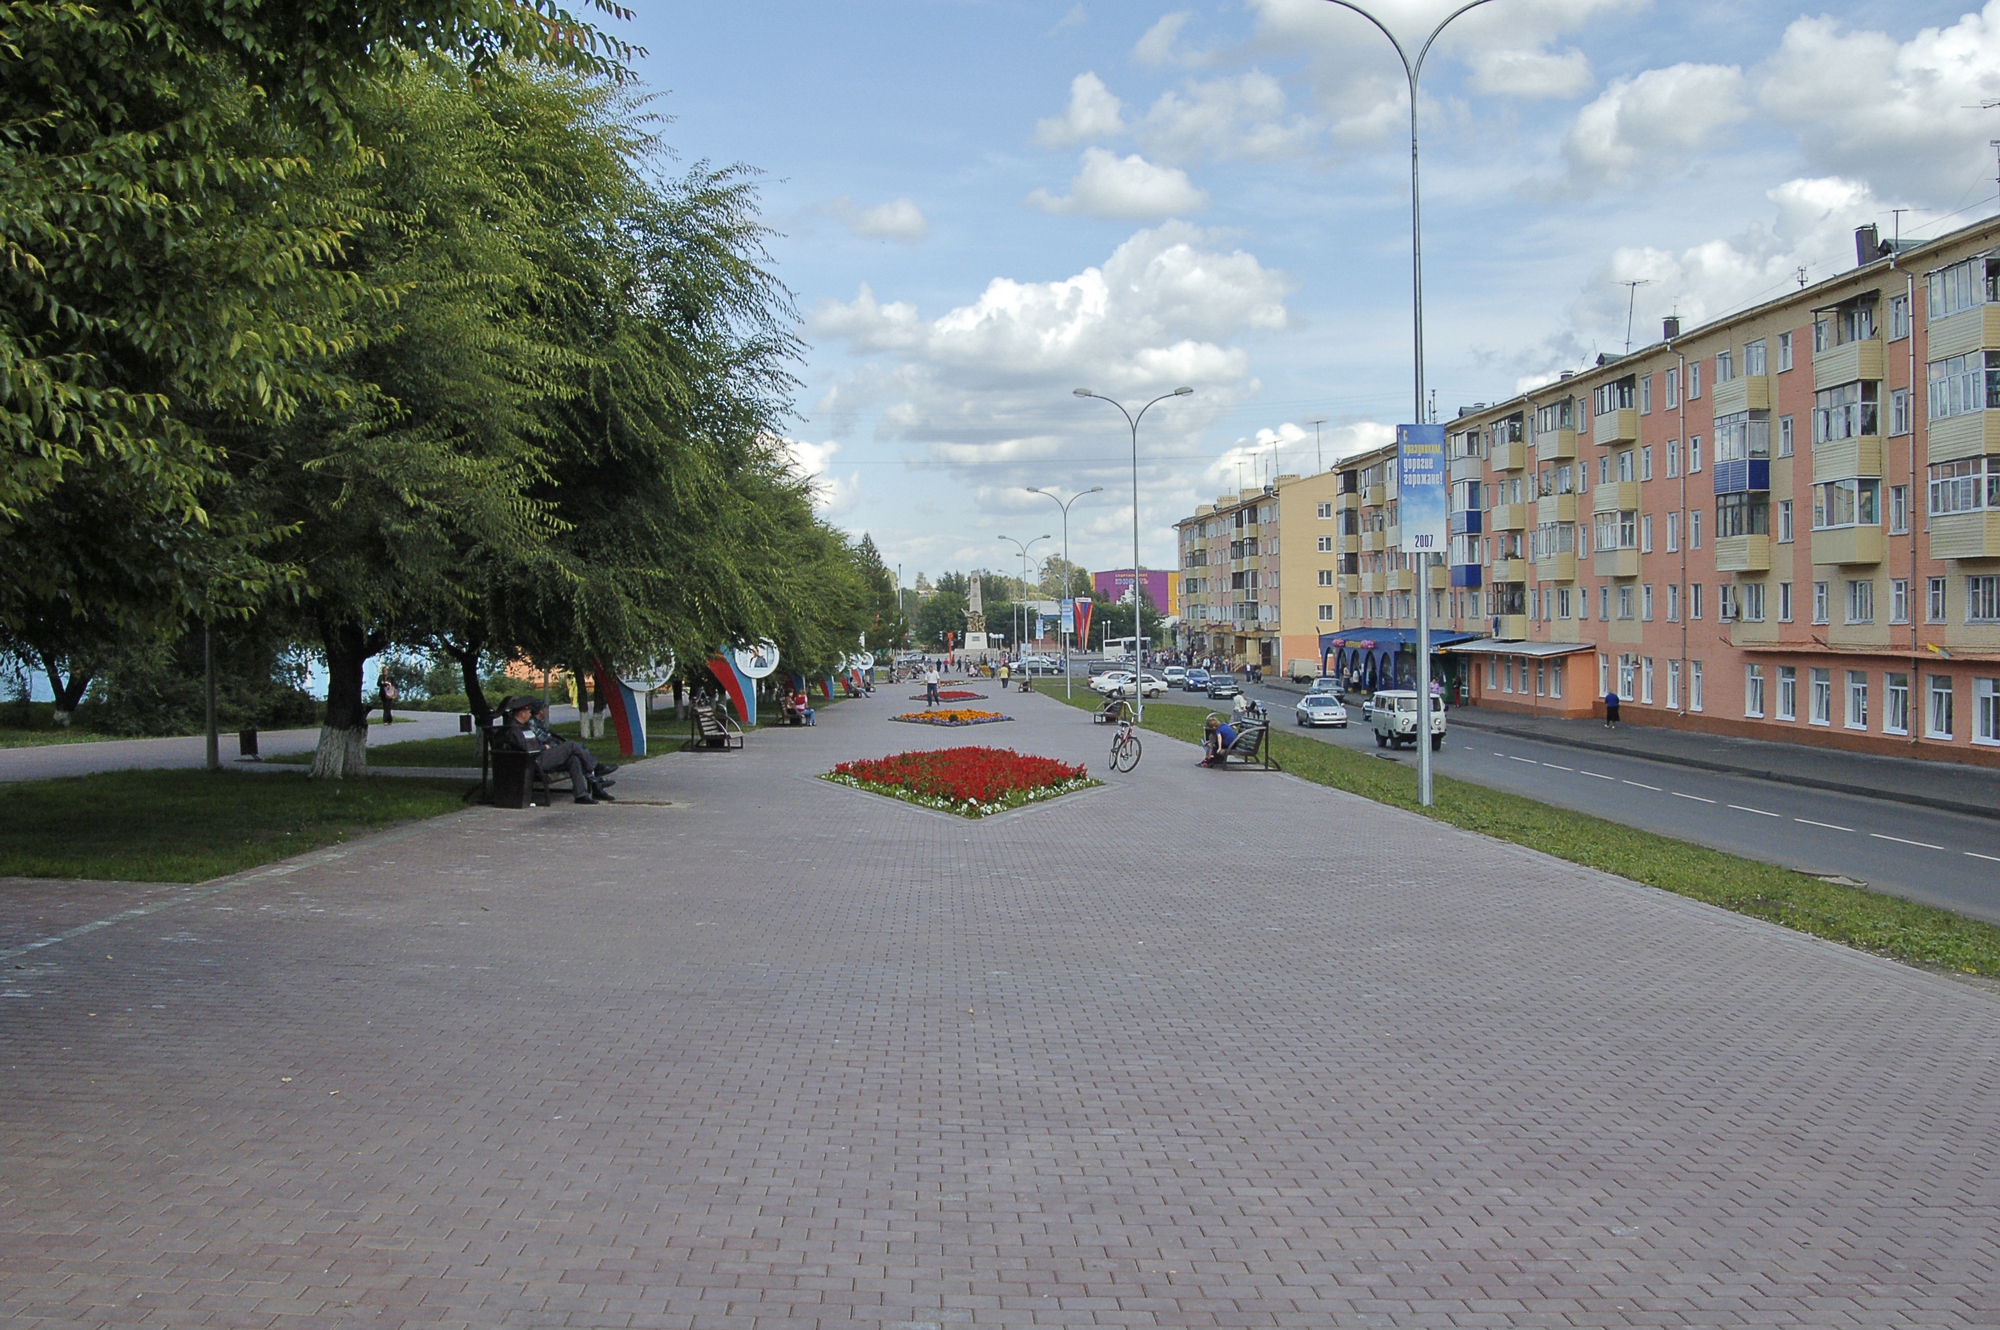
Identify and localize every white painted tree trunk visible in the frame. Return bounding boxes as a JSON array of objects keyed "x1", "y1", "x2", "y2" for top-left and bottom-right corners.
[
  {"x1": 51, "y1": 708, "x2": 73, "y2": 727},
  {"x1": 309, "y1": 723, "x2": 368, "y2": 779}
]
